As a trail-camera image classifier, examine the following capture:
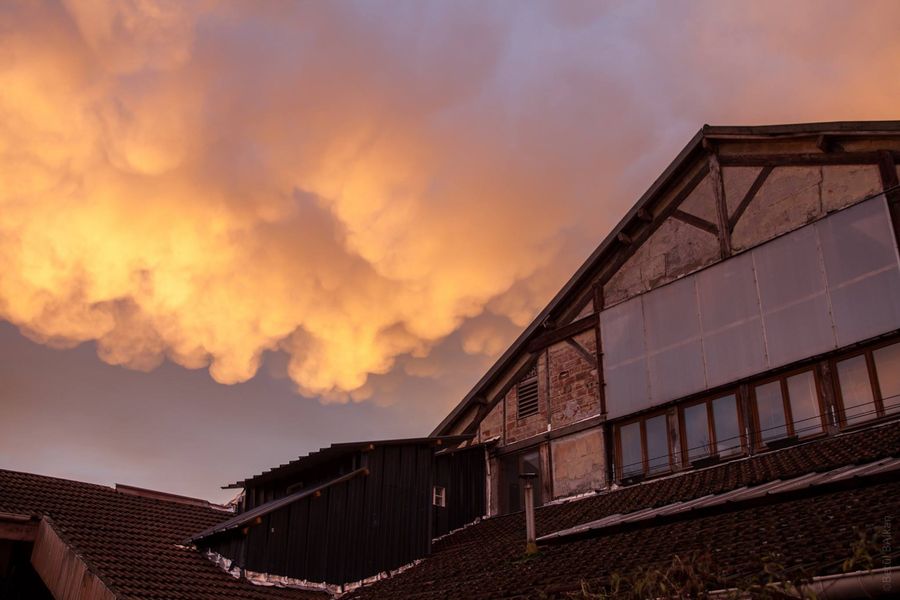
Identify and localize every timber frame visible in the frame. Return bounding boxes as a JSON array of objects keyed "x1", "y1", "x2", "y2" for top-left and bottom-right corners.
[{"x1": 432, "y1": 121, "x2": 900, "y2": 438}]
